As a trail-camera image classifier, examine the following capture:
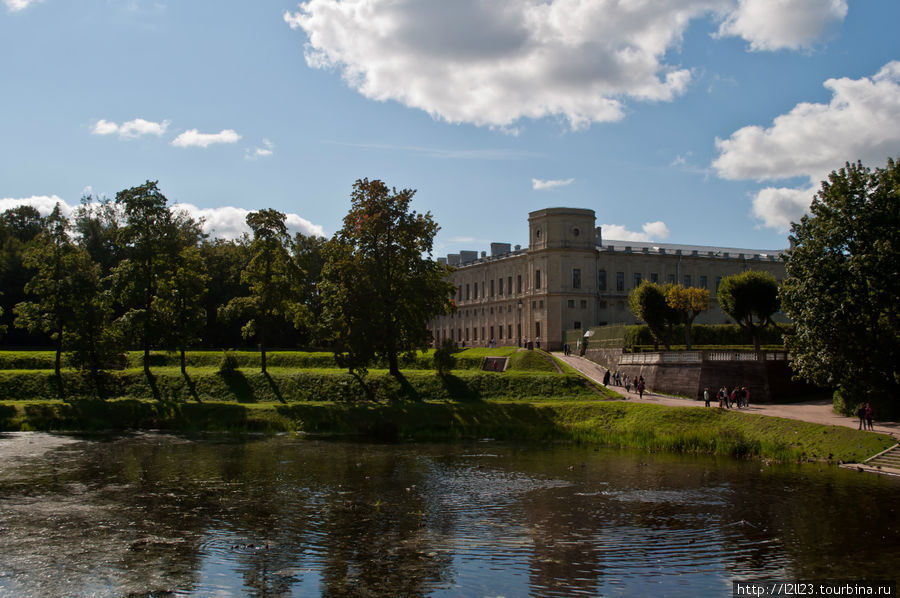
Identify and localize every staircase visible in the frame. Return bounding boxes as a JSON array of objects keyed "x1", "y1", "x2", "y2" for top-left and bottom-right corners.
[
  {"x1": 843, "y1": 444, "x2": 900, "y2": 477},
  {"x1": 864, "y1": 444, "x2": 900, "y2": 474}
]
